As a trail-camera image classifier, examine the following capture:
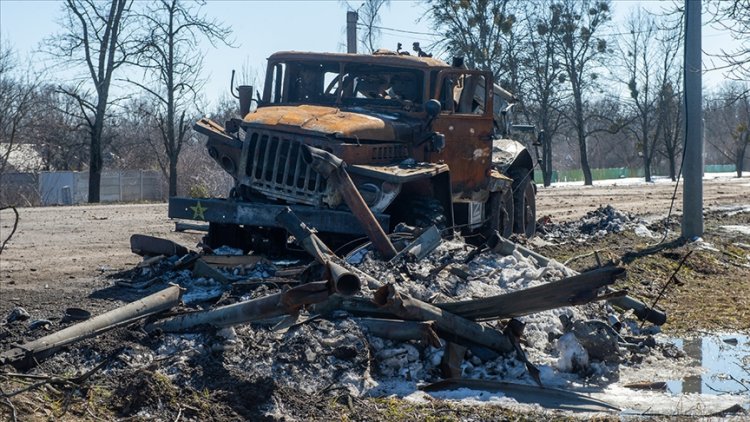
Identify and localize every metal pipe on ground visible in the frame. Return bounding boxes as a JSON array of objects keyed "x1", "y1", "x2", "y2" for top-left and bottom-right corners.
[
  {"x1": 313, "y1": 267, "x2": 624, "y2": 322},
  {"x1": 439, "y1": 265, "x2": 626, "y2": 320},
  {"x1": 486, "y1": 231, "x2": 667, "y2": 326},
  {"x1": 302, "y1": 145, "x2": 397, "y2": 259},
  {"x1": 277, "y1": 207, "x2": 372, "y2": 292},
  {"x1": 372, "y1": 283, "x2": 514, "y2": 354},
  {"x1": 0, "y1": 285, "x2": 182, "y2": 370},
  {"x1": 355, "y1": 318, "x2": 441, "y2": 347},
  {"x1": 146, "y1": 281, "x2": 332, "y2": 333}
]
